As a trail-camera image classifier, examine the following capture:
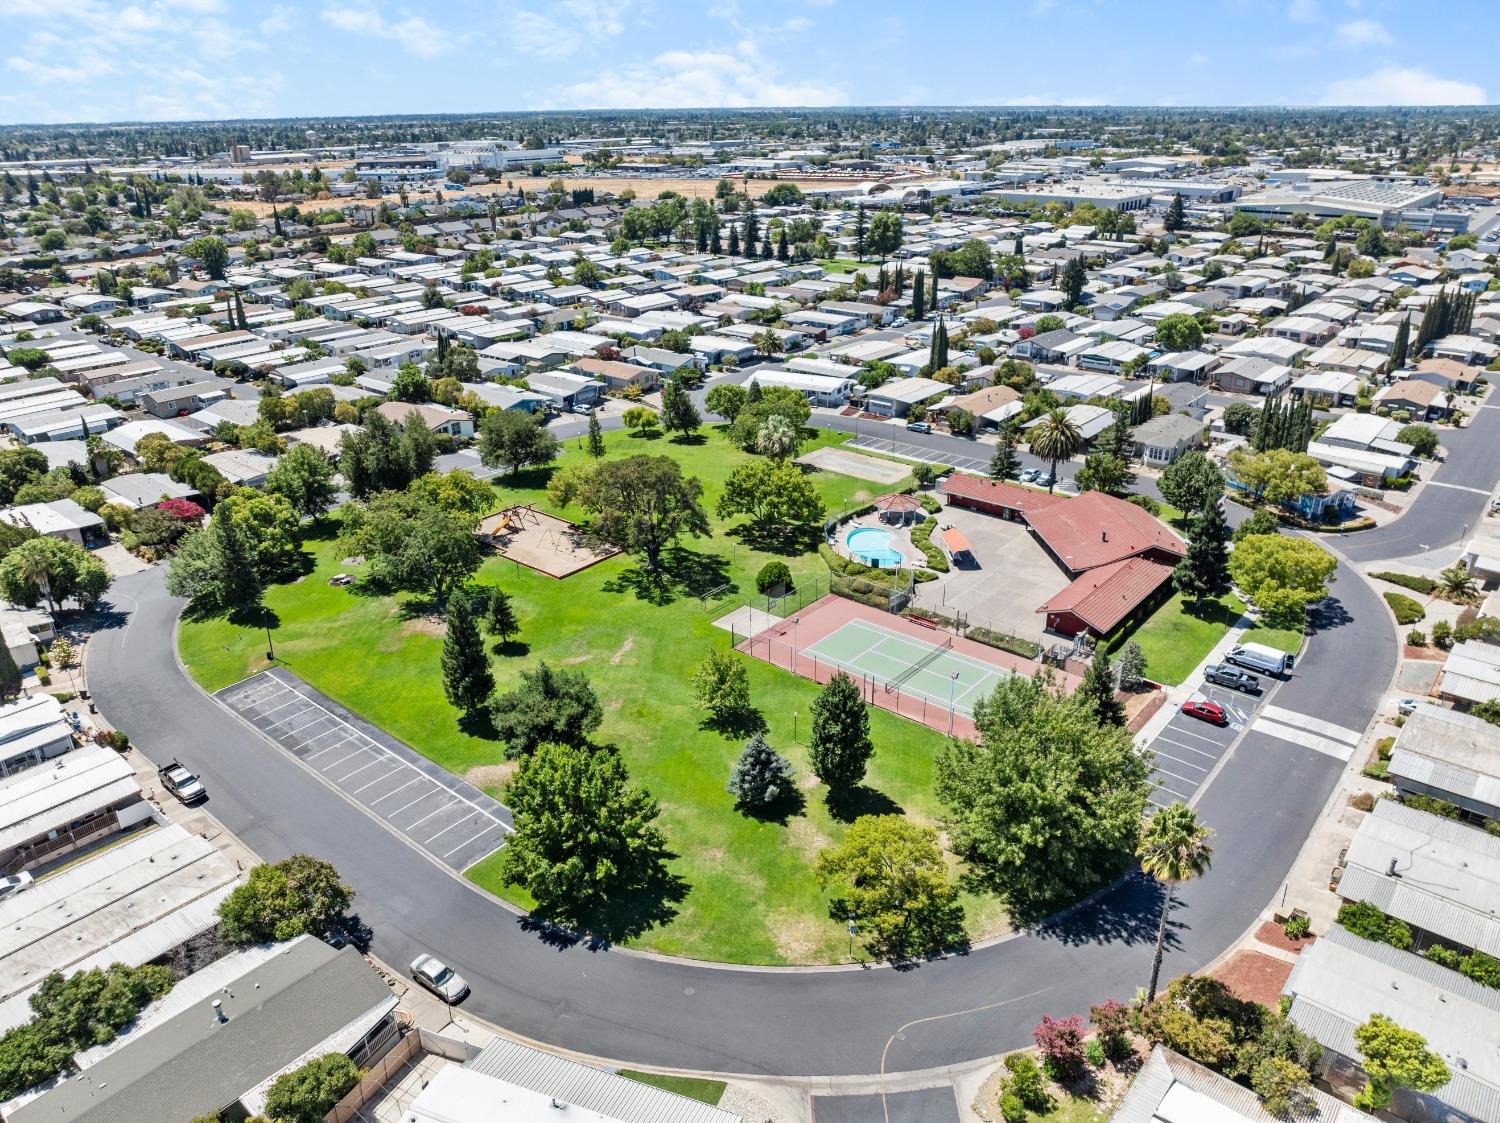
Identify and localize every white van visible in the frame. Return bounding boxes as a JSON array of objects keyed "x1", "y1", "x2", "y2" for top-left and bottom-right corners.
[{"x1": 1225, "y1": 642, "x2": 1294, "y2": 677}]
